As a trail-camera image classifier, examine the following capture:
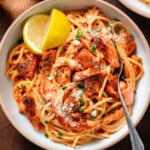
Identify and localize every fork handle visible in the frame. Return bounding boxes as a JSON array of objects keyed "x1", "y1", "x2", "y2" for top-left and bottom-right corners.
[{"x1": 118, "y1": 87, "x2": 144, "y2": 150}]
